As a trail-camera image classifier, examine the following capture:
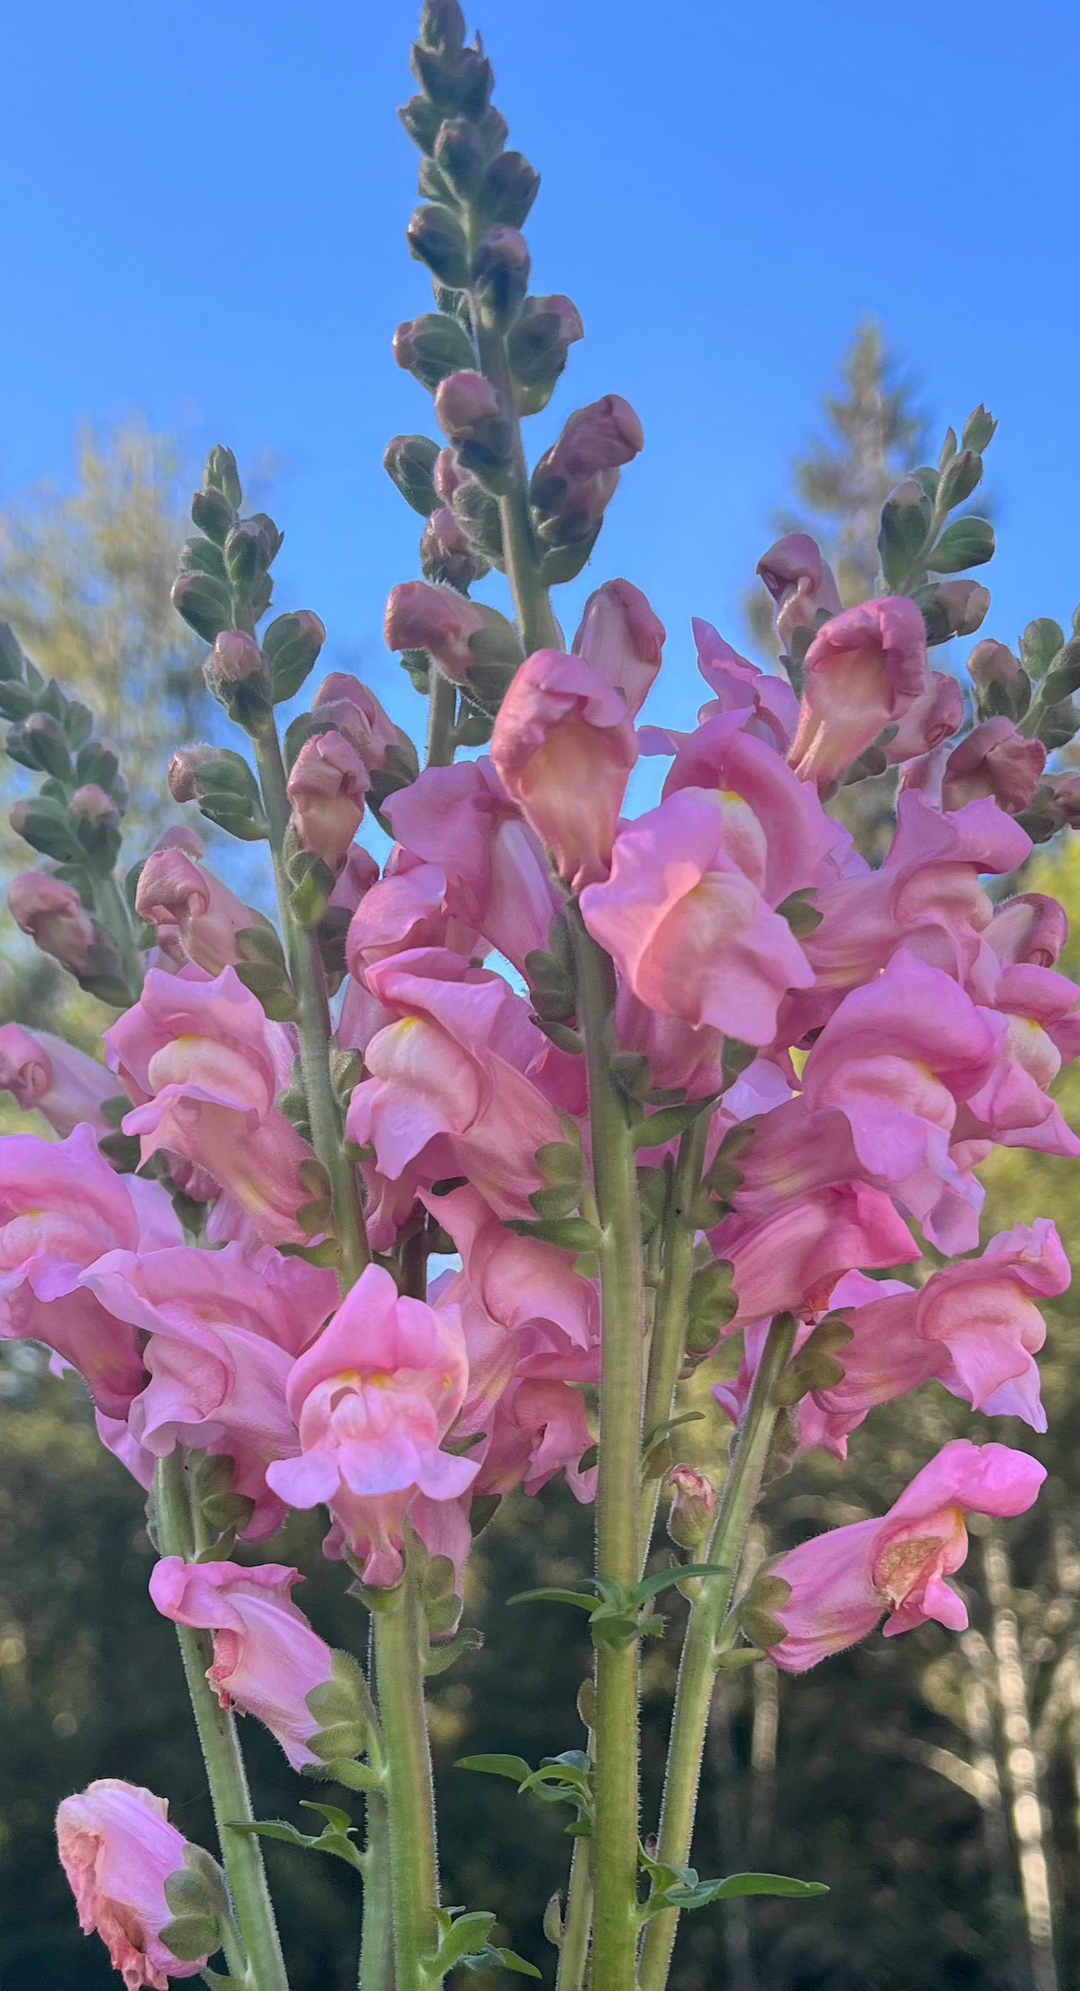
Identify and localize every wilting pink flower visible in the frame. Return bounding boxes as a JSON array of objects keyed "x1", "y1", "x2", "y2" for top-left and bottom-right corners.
[
  {"x1": 266, "y1": 1262, "x2": 477, "y2": 1585},
  {"x1": 884, "y1": 671, "x2": 964, "y2": 764},
  {"x1": 80, "y1": 1242, "x2": 336, "y2": 1538},
  {"x1": 346, "y1": 950, "x2": 563, "y2": 1219},
  {"x1": 660, "y1": 709, "x2": 843, "y2": 906},
  {"x1": 580, "y1": 789, "x2": 814, "y2": 1044},
  {"x1": 941, "y1": 718, "x2": 1046, "y2": 815},
  {"x1": 56, "y1": 1778, "x2": 206, "y2": 1988},
  {"x1": 0, "y1": 1125, "x2": 180, "y2": 1418},
  {"x1": 149, "y1": 1559, "x2": 335, "y2": 1770},
  {"x1": 135, "y1": 847, "x2": 257, "y2": 976},
  {"x1": 571, "y1": 578, "x2": 665, "y2": 717},
  {"x1": 756, "y1": 533, "x2": 843, "y2": 654},
  {"x1": 286, "y1": 730, "x2": 369, "y2": 873},
  {"x1": 984, "y1": 893, "x2": 1068, "y2": 971},
  {"x1": 8, "y1": 872, "x2": 97, "y2": 973},
  {"x1": 712, "y1": 1183, "x2": 920, "y2": 1333},
  {"x1": 767, "y1": 1440, "x2": 1046, "y2": 1671},
  {"x1": 490, "y1": 651, "x2": 637, "y2": 891},
  {"x1": 105, "y1": 967, "x2": 311, "y2": 1246},
  {"x1": 788, "y1": 597, "x2": 930, "y2": 786},
  {"x1": 0, "y1": 1024, "x2": 116, "y2": 1138}
]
